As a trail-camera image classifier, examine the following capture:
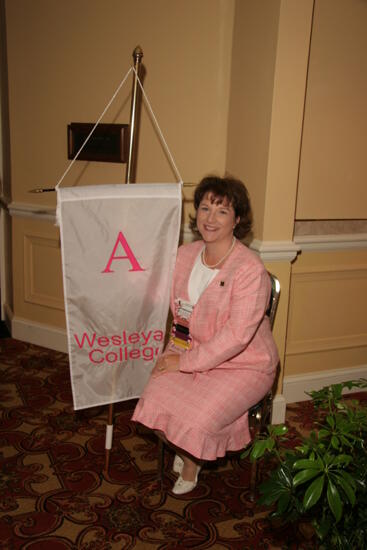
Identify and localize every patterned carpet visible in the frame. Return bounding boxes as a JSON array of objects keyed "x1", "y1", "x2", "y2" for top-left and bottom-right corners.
[{"x1": 0, "y1": 338, "x2": 319, "y2": 549}]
